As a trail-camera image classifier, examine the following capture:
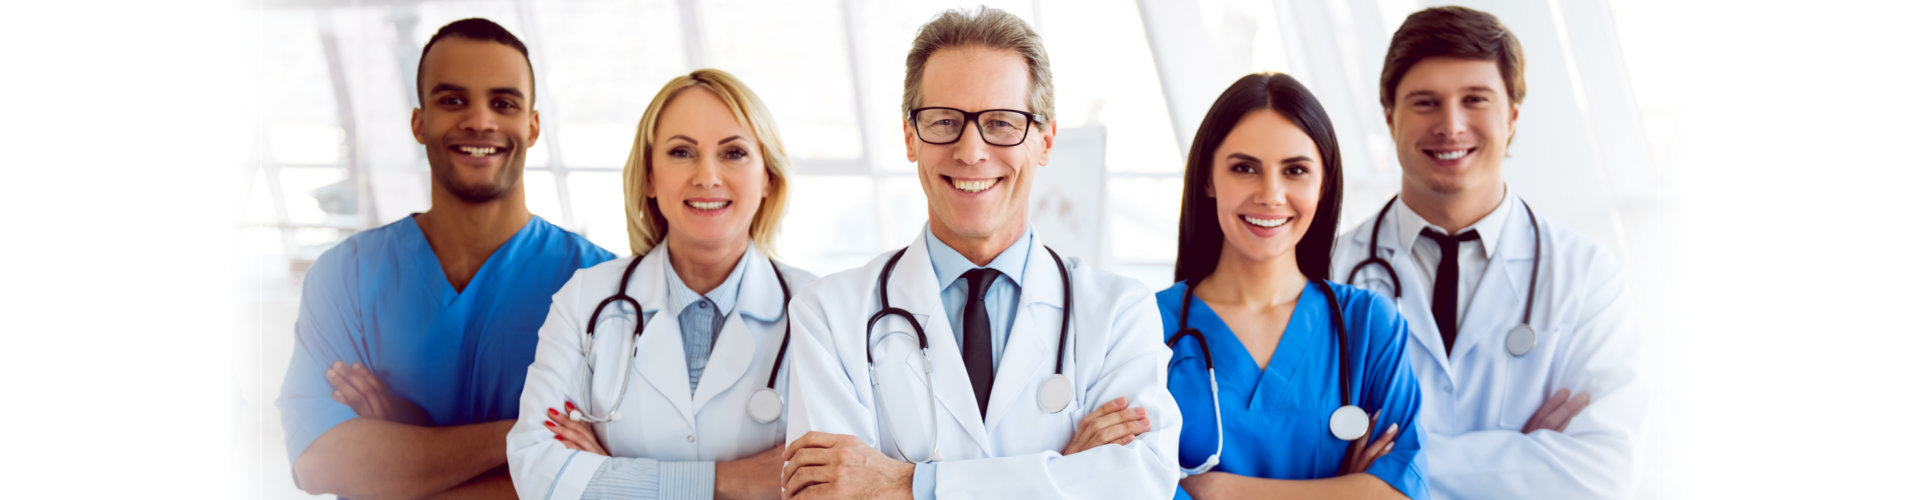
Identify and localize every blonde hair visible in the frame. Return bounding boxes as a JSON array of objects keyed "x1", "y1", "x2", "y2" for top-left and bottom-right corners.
[
  {"x1": 902, "y1": 6, "x2": 1054, "y2": 126},
  {"x1": 622, "y1": 68, "x2": 791, "y2": 256}
]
